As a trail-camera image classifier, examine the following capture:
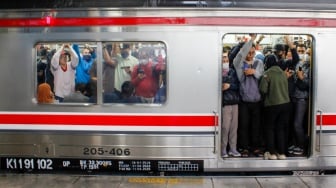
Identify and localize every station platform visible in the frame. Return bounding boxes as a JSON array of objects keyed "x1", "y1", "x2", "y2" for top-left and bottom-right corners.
[{"x1": 0, "y1": 174, "x2": 335, "y2": 188}]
